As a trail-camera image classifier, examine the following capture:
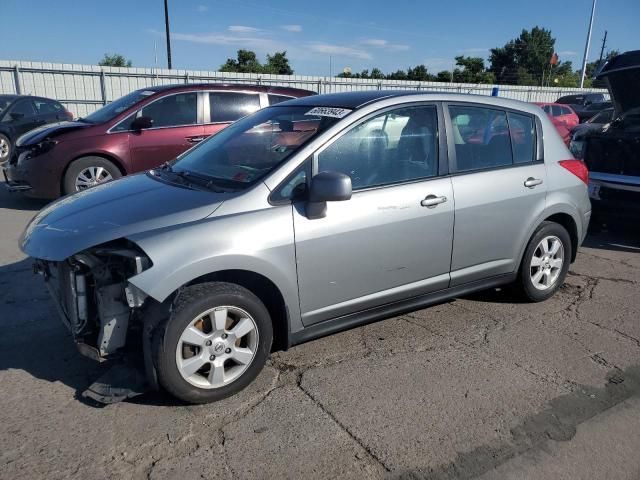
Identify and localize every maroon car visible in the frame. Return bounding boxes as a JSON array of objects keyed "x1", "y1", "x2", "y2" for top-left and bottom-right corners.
[{"x1": 3, "y1": 84, "x2": 314, "y2": 199}]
